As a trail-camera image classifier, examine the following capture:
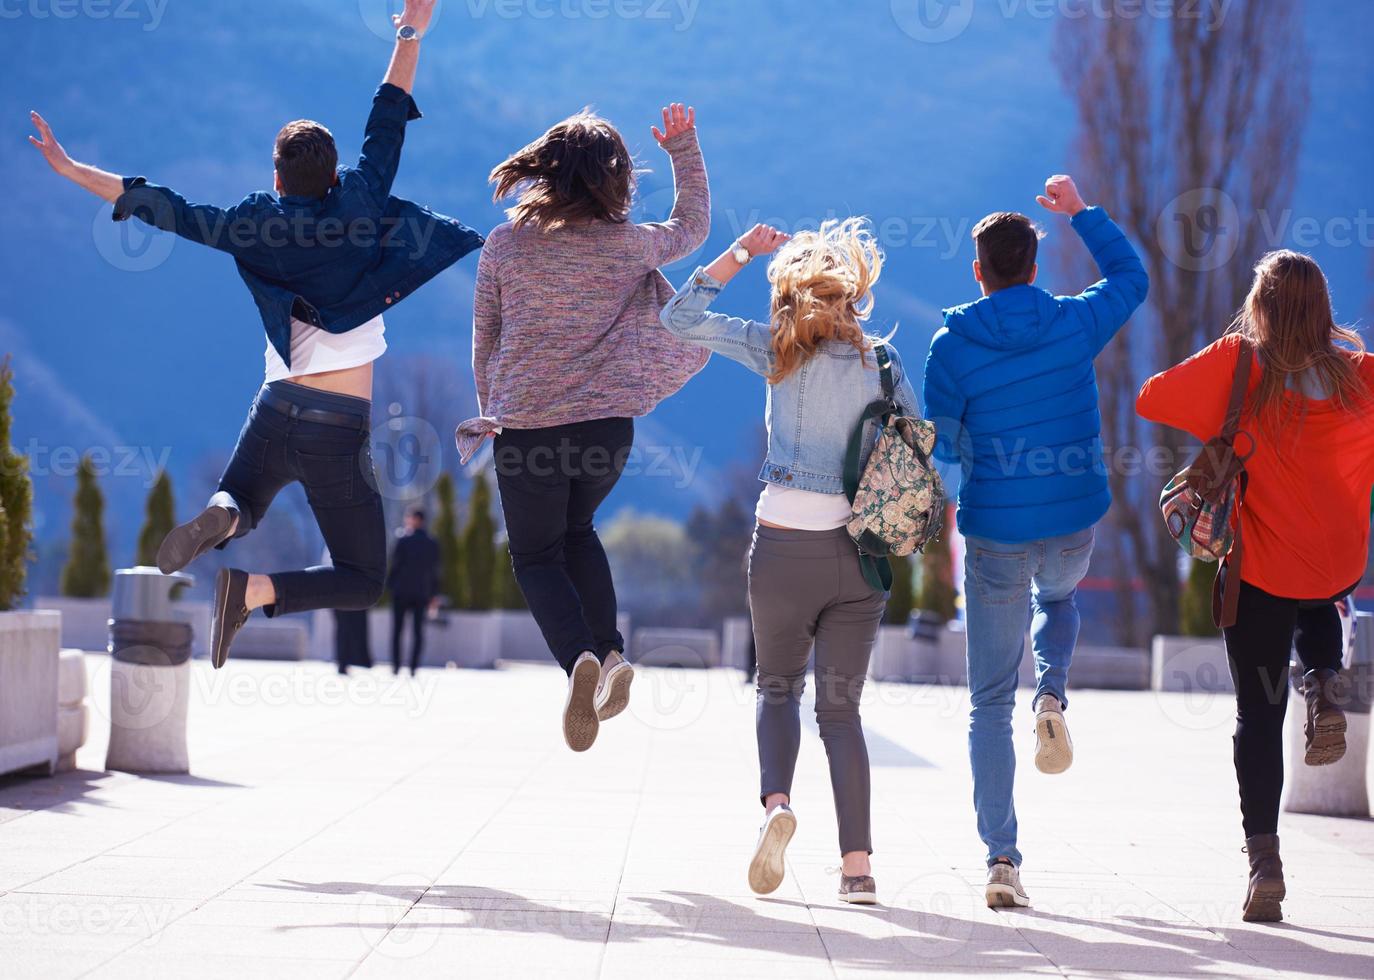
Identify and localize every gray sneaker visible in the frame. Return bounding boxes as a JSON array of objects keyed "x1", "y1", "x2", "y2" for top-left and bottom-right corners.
[
  {"x1": 1034, "y1": 693, "x2": 1073, "y2": 774},
  {"x1": 562, "y1": 653, "x2": 601, "y2": 753},
  {"x1": 986, "y1": 859, "x2": 1031, "y2": 909},
  {"x1": 595, "y1": 651, "x2": 634, "y2": 722},
  {"x1": 748, "y1": 805, "x2": 796, "y2": 895},
  {"x1": 838, "y1": 874, "x2": 878, "y2": 905}
]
